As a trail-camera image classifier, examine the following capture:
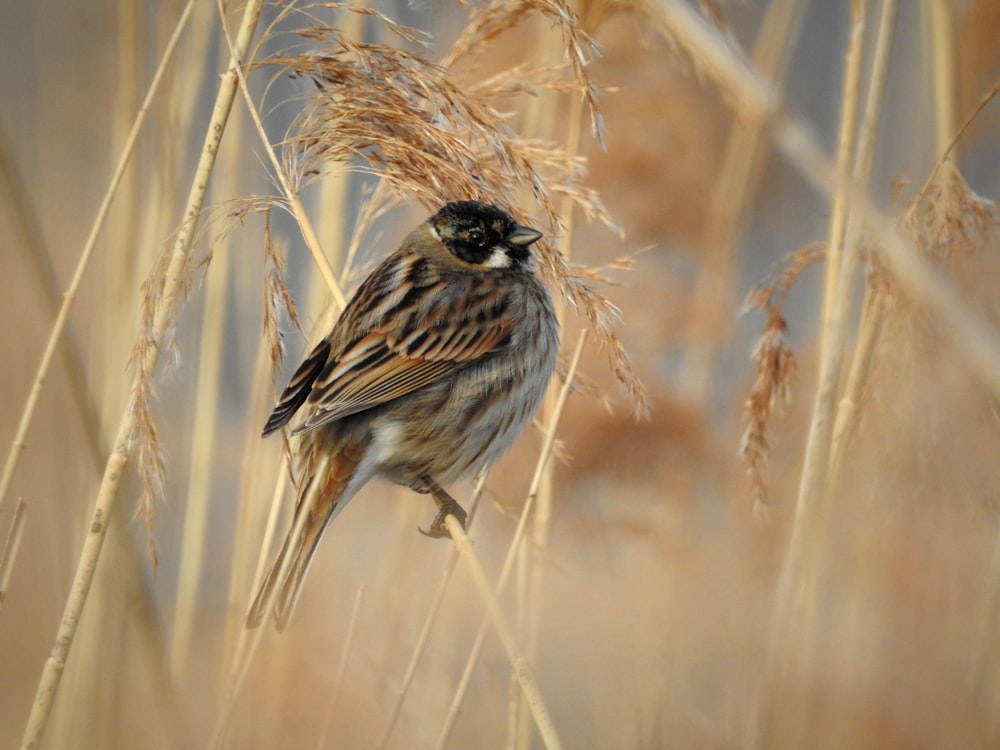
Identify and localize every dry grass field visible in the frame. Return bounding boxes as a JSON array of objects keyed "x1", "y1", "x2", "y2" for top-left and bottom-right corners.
[{"x1": 2, "y1": 0, "x2": 1000, "y2": 748}]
